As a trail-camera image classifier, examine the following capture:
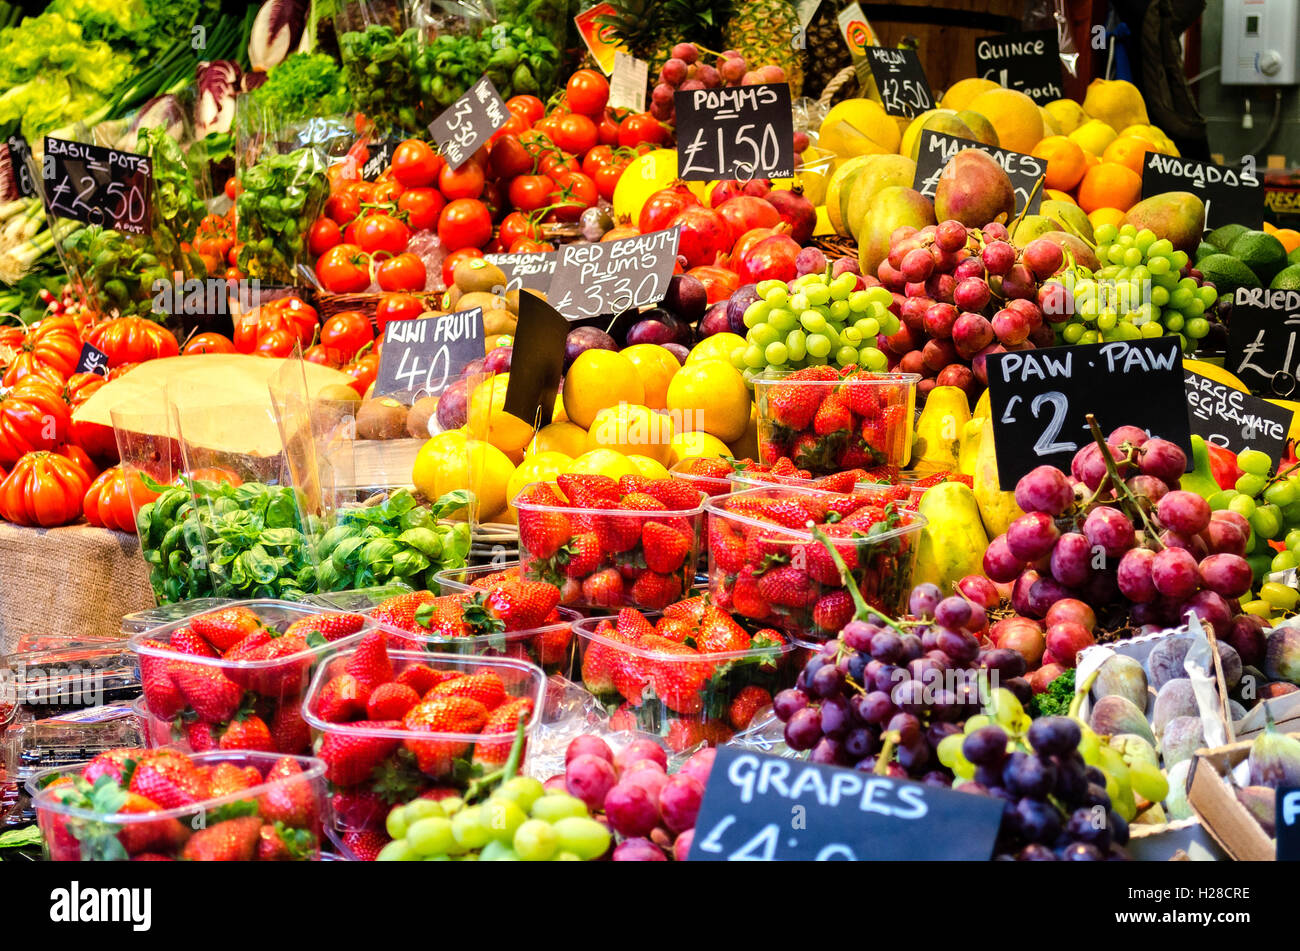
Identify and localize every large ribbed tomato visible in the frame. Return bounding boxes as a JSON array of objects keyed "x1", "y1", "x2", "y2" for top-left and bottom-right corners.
[
  {"x1": 0, "y1": 378, "x2": 71, "y2": 467},
  {"x1": 64, "y1": 371, "x2": 107, "y2": 410},
  {"x1": 85, "y1": 317, "x2": 180, "y2": 368},
  {"x1": 232, "y1": 296, "x2": 320, "y2": 353},
  {"x1": 83, "y1": 465, "x2": 160, "y2": 533},
  {"x1": 1, "y1": 316, "x2": 81, "y2": 387},
  {"x1": 0, "y1": 451, "x2": 91, "y2": 526}
]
